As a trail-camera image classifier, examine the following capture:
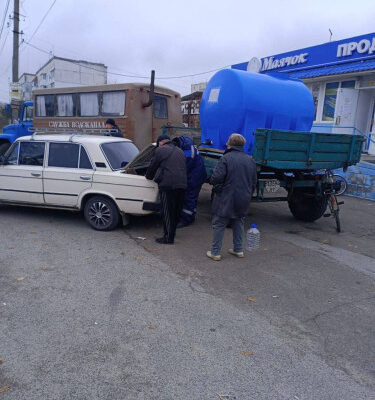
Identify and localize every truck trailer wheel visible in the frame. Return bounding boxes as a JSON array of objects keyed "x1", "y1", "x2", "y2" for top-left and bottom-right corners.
[
  {"x1": 288, "y1": 188, "x2": 328, "y2": 222},
  {"x1": 0, "y1": 142, "x2": 10, "y2": 155}
]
